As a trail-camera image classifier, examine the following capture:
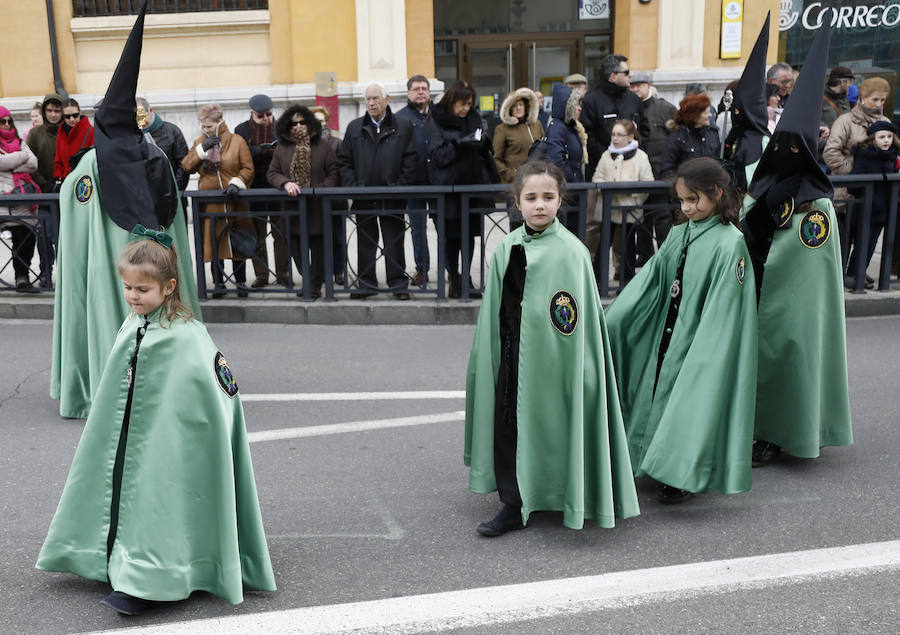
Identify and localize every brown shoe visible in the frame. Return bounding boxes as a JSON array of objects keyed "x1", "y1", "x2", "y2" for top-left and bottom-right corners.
[
  {"x1": 411, "y1": 270, "x2": 427, "y2": 286},
  {"x1": 251, "y1": 276, "x2": 268, "y2": 288}
]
